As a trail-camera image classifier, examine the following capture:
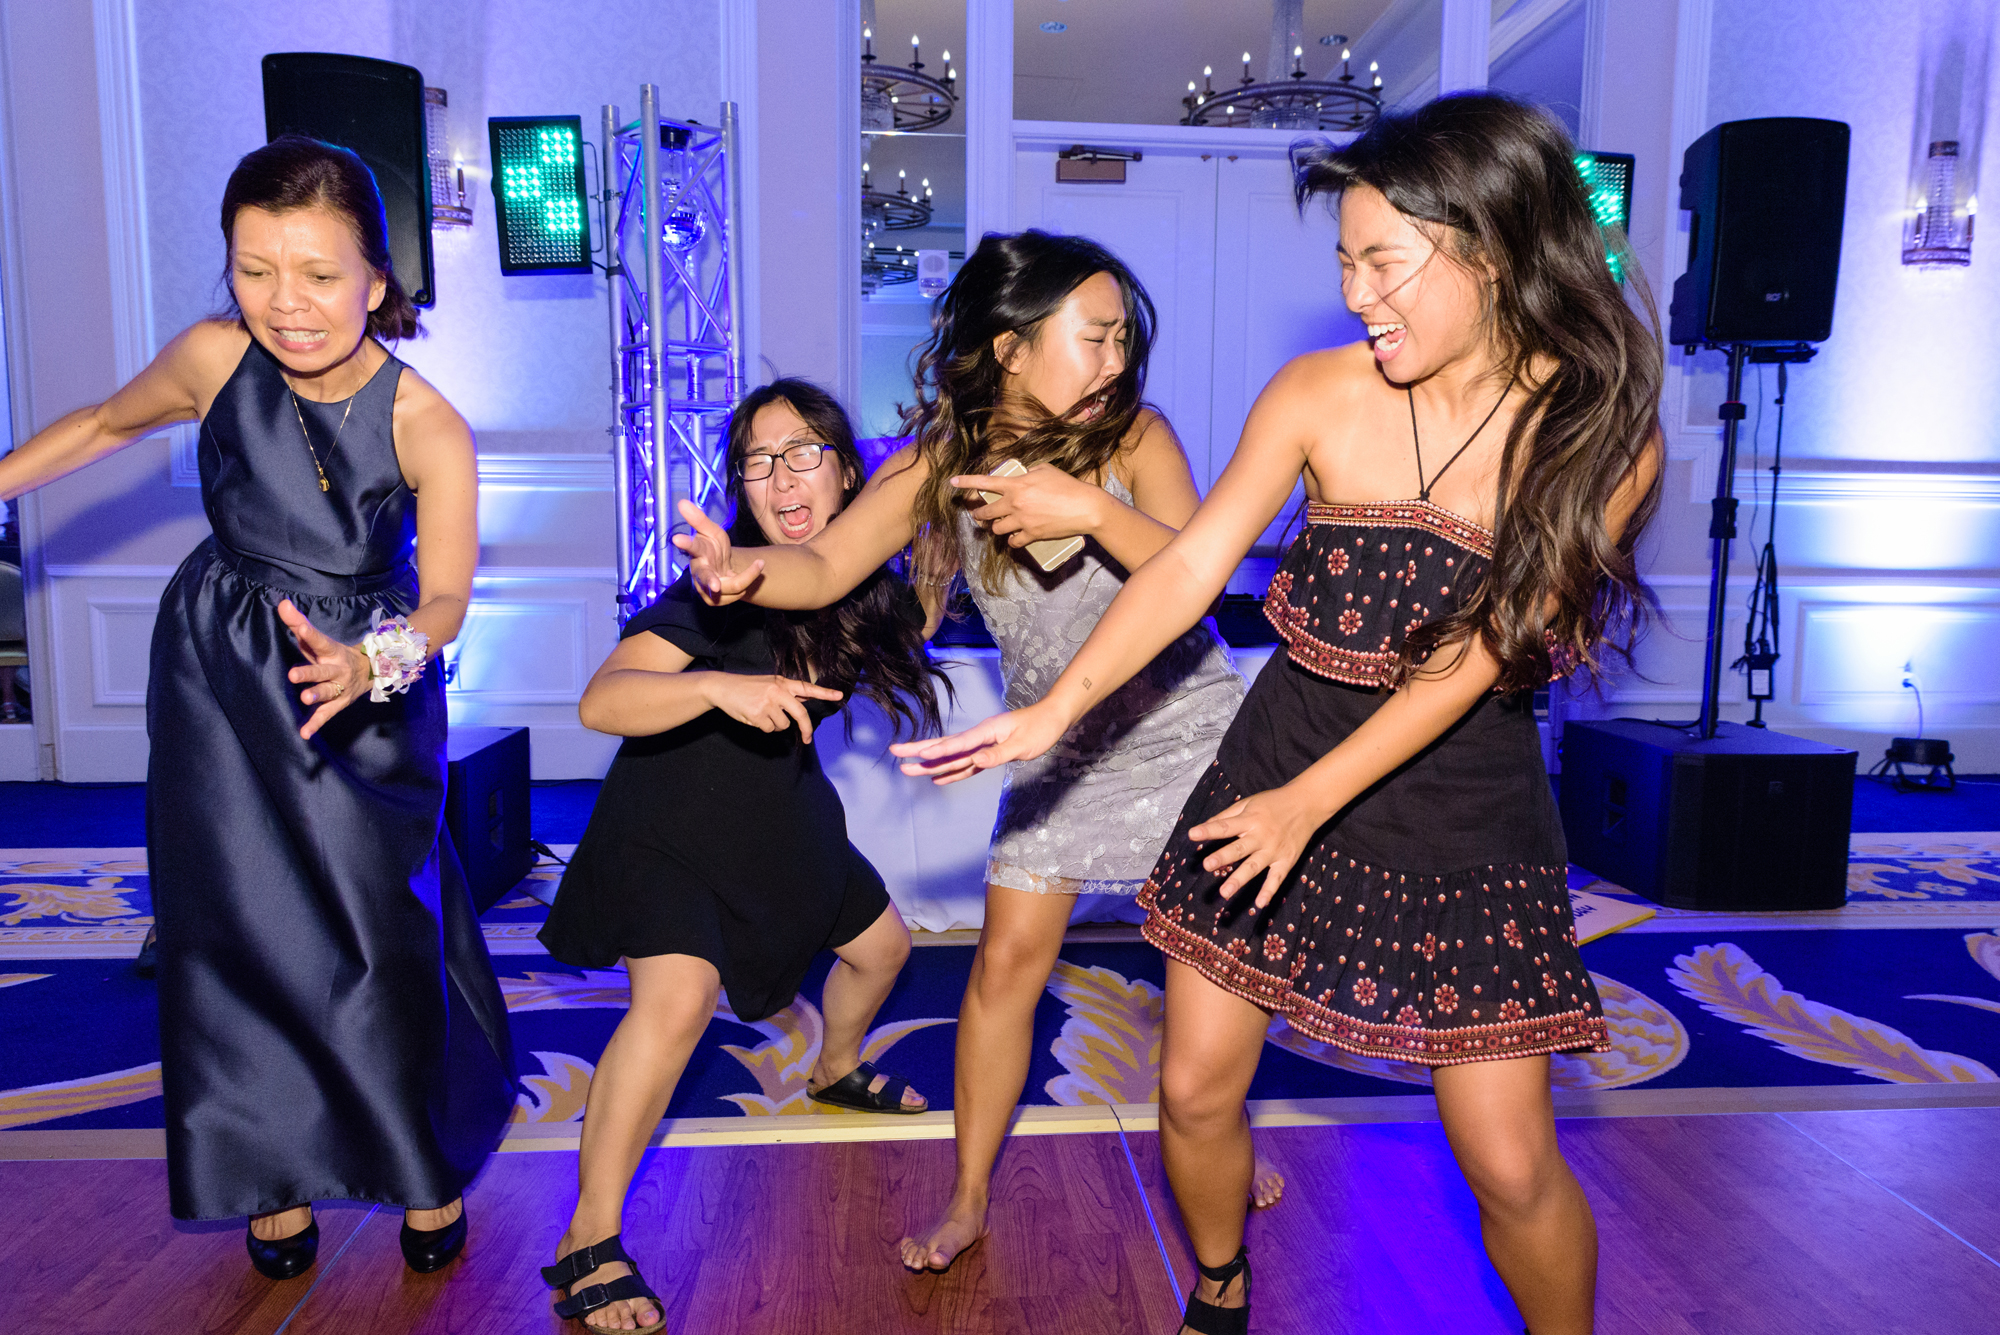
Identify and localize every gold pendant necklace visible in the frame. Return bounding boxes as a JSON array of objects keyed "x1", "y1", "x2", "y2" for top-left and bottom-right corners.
[{"x1": 289, "y1": 388, "x2": 356, "y2": 493}]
